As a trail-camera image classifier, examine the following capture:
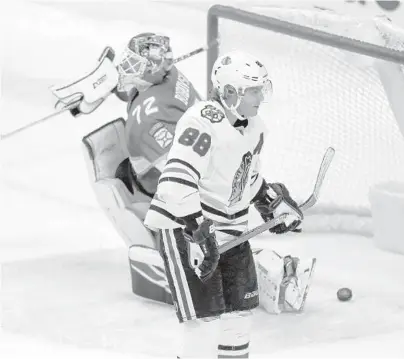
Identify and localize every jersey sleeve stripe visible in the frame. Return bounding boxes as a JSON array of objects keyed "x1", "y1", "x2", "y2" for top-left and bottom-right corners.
[
  {"x1": 159, "y1": 172, "x2": 197, "y2": 188},
  {"x1": 149, "y1": 204, "x2": 203, "y2": 226},
  {"x1": 201, "y1": 202, "x2": 249, "y2": 220},
  {"x1": 166, "y1": 158, "x2": 201, "y2": 179},
  {"x1": 158, "y1": 177, "x2": 198, "y2": 190},
  {"x1": 162, "y1": 167, "x2": 198, "y2": 183},
  {"x1": 216, "y1": 229, "x2": 244, "y2": 237}
]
